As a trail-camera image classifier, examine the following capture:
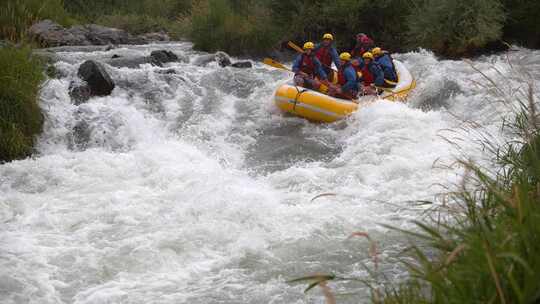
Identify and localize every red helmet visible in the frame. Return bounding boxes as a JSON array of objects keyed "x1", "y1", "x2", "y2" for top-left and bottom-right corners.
[{"x1": 356, "y1": 33, "x2": 373, "y2": 45}]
